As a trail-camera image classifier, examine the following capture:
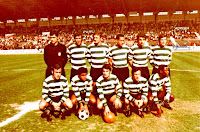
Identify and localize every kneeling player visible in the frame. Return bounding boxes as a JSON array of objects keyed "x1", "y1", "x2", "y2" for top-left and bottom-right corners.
[
  {"x1": 148, "y1": 65, "x2": 175, "y2": 117},
  {"x1": 123, "y1": 67, "x2": 148, "y2": 118},
  {"x1": 96, "y1": 64, "x2": 123, "y2": 117},
  {"x1": 39, "y1": 64, "x2": 73, "y2": 121},
  {"x1": 71, "y1": 67, "x2": 96, "y2": 118}
]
